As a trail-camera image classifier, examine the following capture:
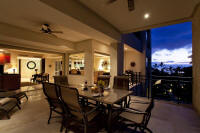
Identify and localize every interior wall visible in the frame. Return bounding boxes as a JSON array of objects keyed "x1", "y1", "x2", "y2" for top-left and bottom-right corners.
[
  {"x1": 67, "y1": 39, "x2": 118, "y2": 87},
  {"x1": 124, "y1": 49, "x2": 146, "y2": 76},
  {"x1": 4, "y1": 52, "x2": 18, "y2": 74},
  {"x1": 94, "y1": 56, "x2": 110, "y2": 72},
  {"x1": 192, "y1": 5, "x2": 200, "y2": 115},
  {"x1": 93, "y1": 40, "x2": 117, "y2": 87},
  {"x1": 21, "y1": 58, "x2": 41, "y2": 81},
  {"x1": 45, "y1": 58, "x2": 62, "y2": 82},
  {"x1": 67, "y1": 40, "x2": 93, "y2": 85},
  {"x1": 3, "y1": 49, "x2": 62, "y2": 82}
]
